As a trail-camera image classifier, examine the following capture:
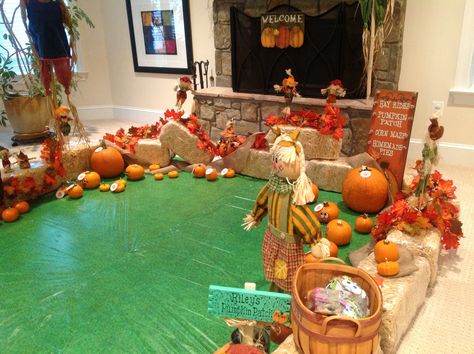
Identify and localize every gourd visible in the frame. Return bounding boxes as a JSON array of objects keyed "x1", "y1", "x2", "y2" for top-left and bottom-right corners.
[
  {"x1": 206, "y1": 168, "x2": 218, "y2": 181},
  {"x1": 90, "y1": 144, "x2": 124, "y2": 178},
  {"x1": 168, "y1": 171, "x2": 179, "y2": 178},
  {"x1": 261, "y1": 27, "x2": 275, "y2": 48},
  {"x1": 275, "y1": 25, "x2": 290, "y2": 49},
  {"x1": 125, "y1": 164, "x2": 145, "y2": 181},
  {"x1": 13, "y1": 200, "x2": 30, "y2": 214},
  {"x1": 326, "y1": 219, "x2": 352, "y2": 246},
  {"x1": 355, "y1": 214, "x2": 373, "y2": 234},
  {"x1": 342, "y1": 166, "x2": 389, "y2": 213},
  {"x1": 374, "y1": 239, "x2": 399, "y2": 263},
  {"x1": 149, "y1": 164, "x2": 160, "y2": 171},
  {"x1": 310, "y1": 182, "x2": 319, "y2": 203},
  {"x1": 99, "y1": 184, "x2": 110, "y2": 192},
  {"x1": 67, "y1": 184, "x2": 84, "y2": 199},
  {"x1": 154, "y1": 173, "x2": 164, "y2": 181},
  {"x1": 289, "y1": 26, "x2": 304, "y2": 48},
  {"x1": 314, "y1": 201, "x2": 339, "y2": 223},
  {"x1": 193, "y1": 164, "x2": 206, "y2": 178},
  {"x1": 110, "y1": 181, "x2": 125, "y2": 193},
  {"x1": 221, "y1": 168, "x2": 236, "y2": 178},
  {"x1": 377, "y1": 261, "x2": 400, "y2": 277},
  {"x1": 78, "y1": 171, "x2": 101, "y2": 189},
  {"x1": 2, "y1": 207, "x2": 19, "y2": 222}
]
